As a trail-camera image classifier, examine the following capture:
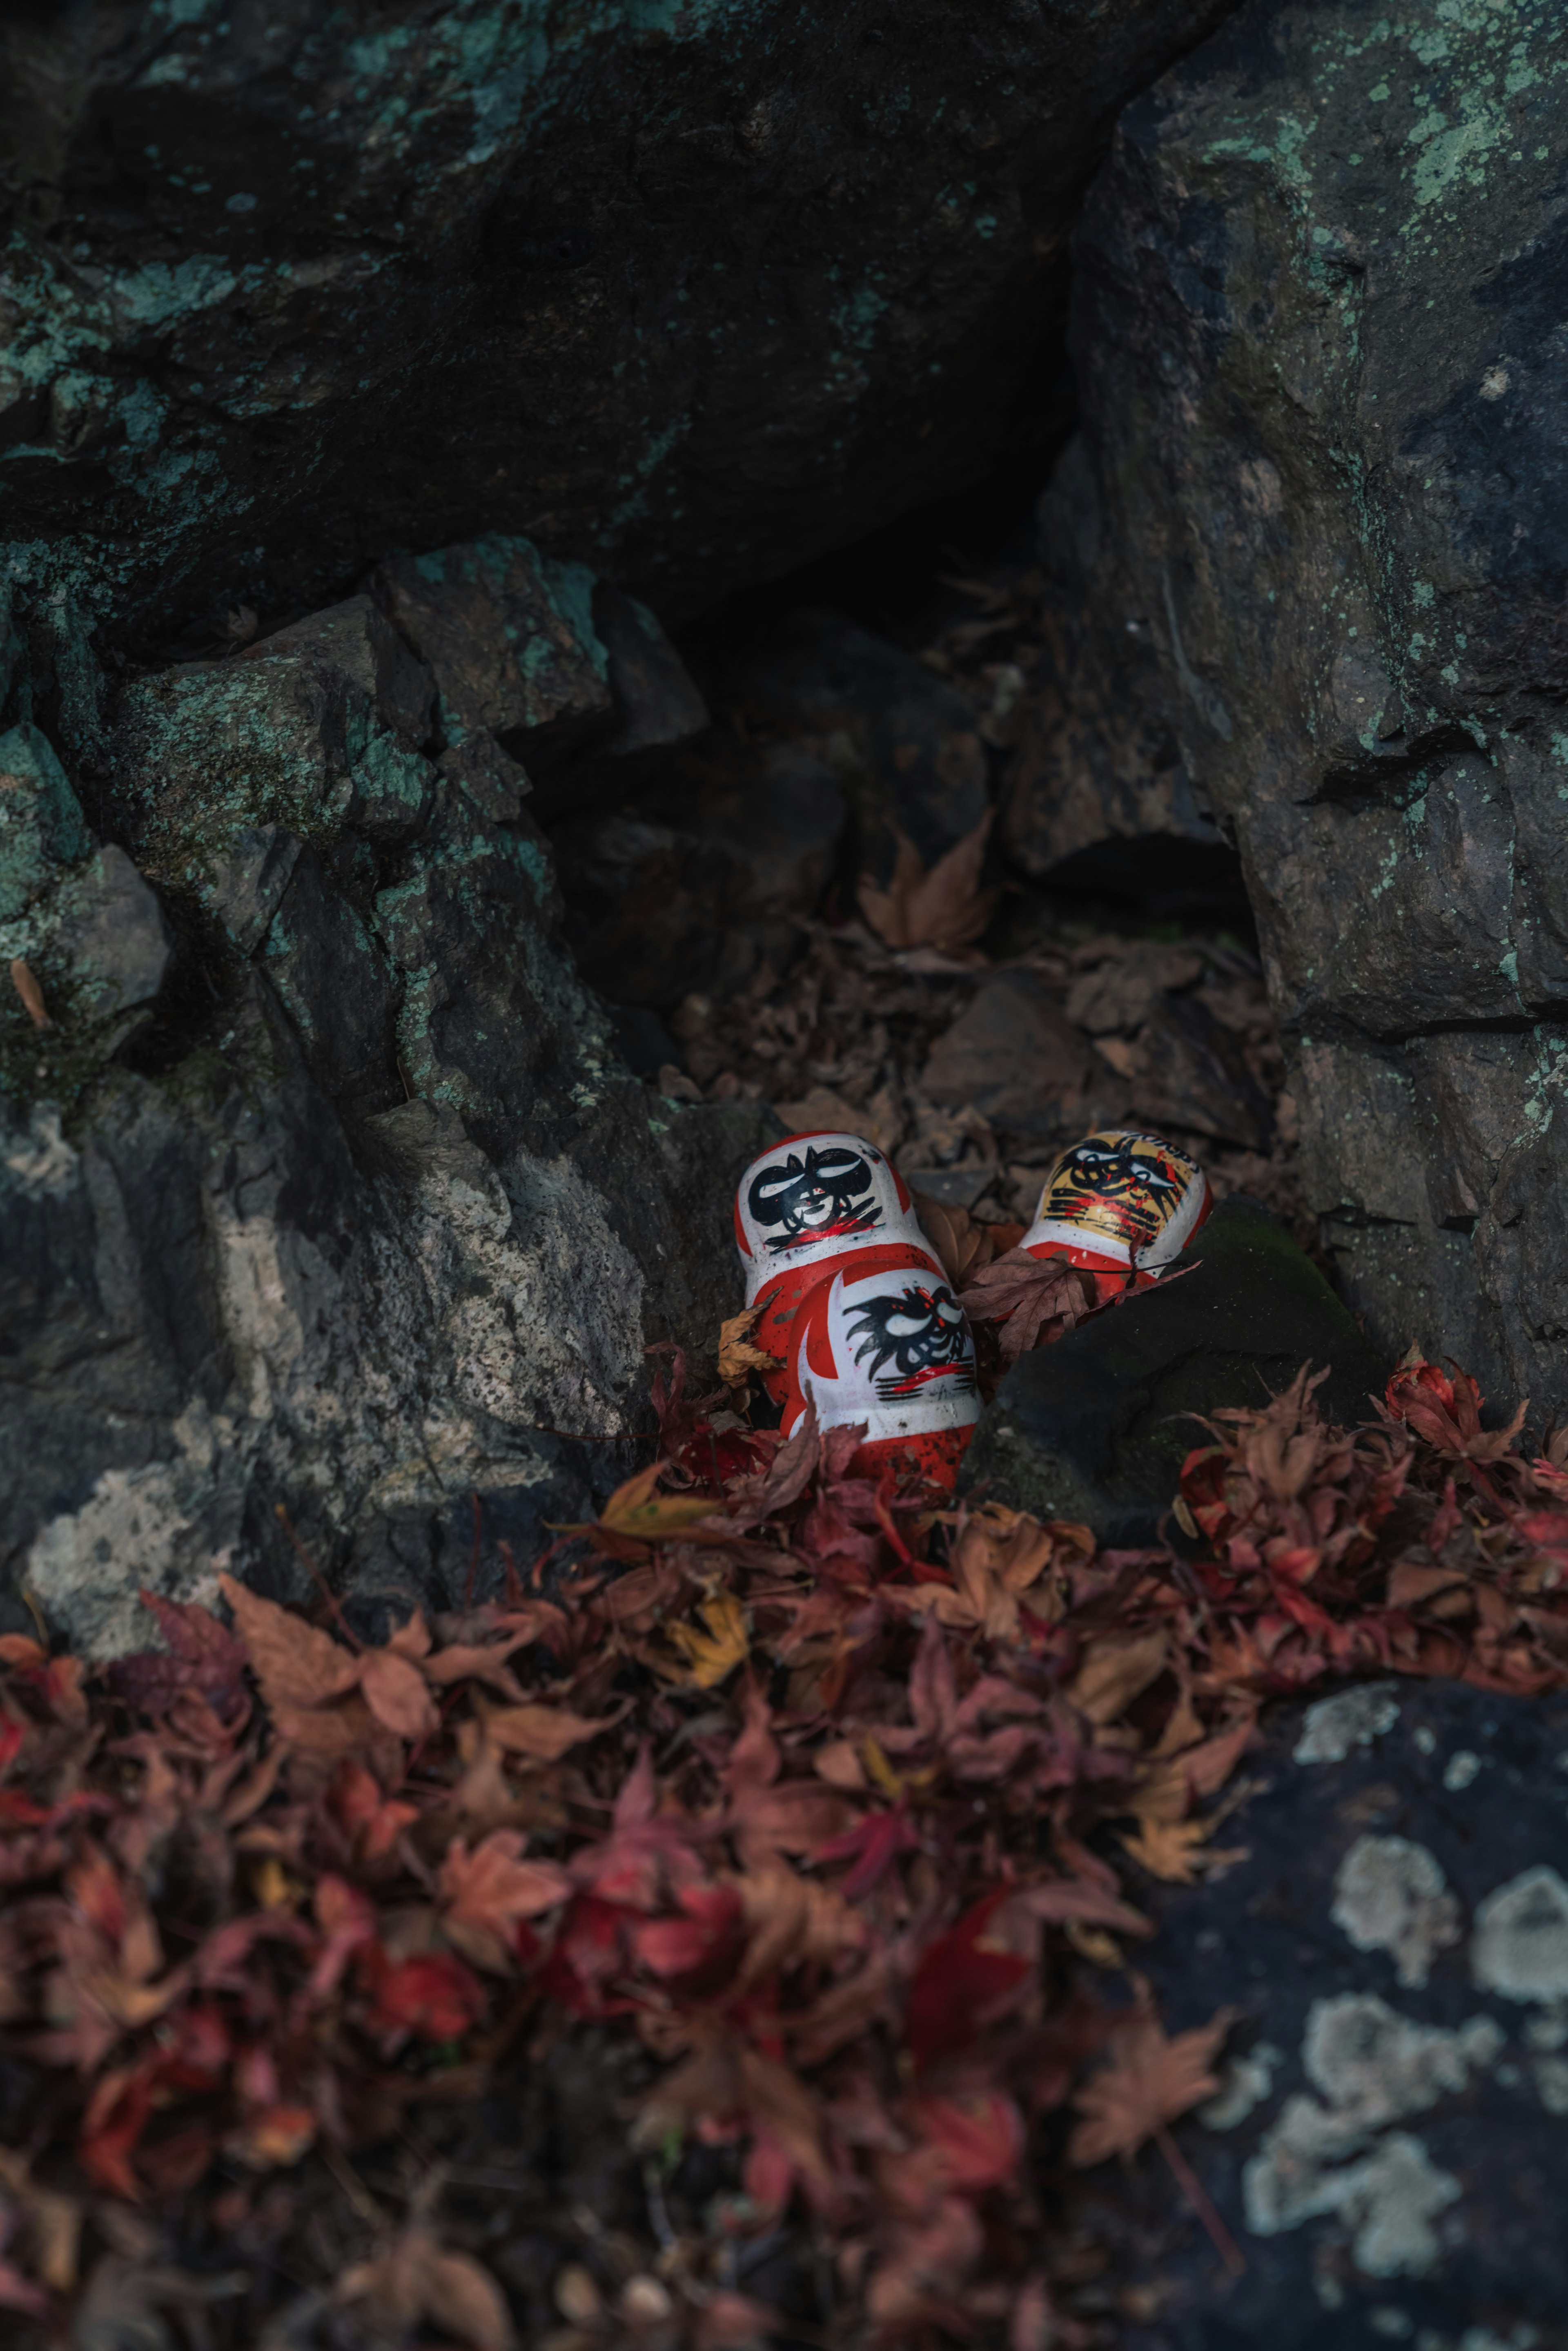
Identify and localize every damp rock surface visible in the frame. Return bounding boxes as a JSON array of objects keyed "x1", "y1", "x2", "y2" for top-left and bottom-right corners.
[
  {"x1": 1075, "y1": 1676, "x2": 1568, "y2": 2349},
  {"x1": 1046, "y1": 0, "x2": 1568, "y2": 1416},
  {"x1": 0, "y1": 545, "x2": 774, "y2": 1656},
  {"x1": 962, "y1": 1197, "x2": 1386, "y2": 1540},
  {"x1": 0, "y1": 0, "x2": 1239, "y2": 631}
]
